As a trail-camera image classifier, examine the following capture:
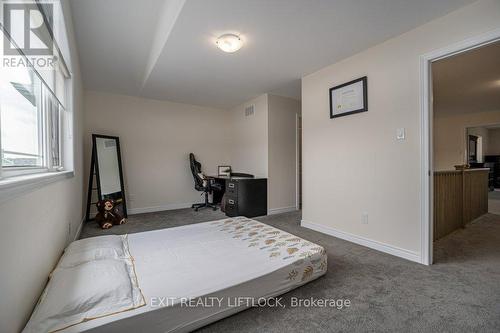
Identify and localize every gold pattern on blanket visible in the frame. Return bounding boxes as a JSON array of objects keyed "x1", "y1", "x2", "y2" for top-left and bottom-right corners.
[
  {"x1": 299, "y1": 251, "x2": 313, "y2": 258},
  {"x1": 319, "y1": 260, "x2": 327, "y2": 271},
  {"x1": 302, "y1": 266, "x2": 314, "y2": 281},
  {"x1": 310, "y1": 246, "x2": 325, "y2": 255},
  {"x1": 287, "y1": 269, "x2": 298, "y2": 280},
  {"x1": 286, "y1": 237, "x2": 301, "y2": 243},
  {"x1": 215, "y1": 218, "x2": 326, "y2": 269}
]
